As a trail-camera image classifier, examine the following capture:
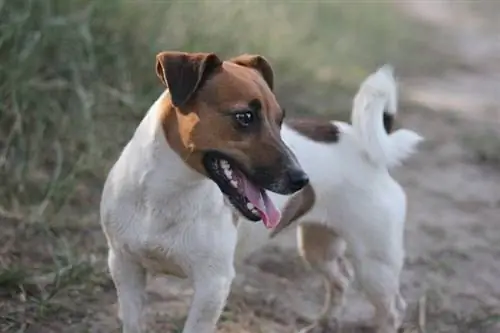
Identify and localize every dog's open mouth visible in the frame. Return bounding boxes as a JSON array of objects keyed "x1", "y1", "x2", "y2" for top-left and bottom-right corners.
[{"x1": 202, "y1": 152, "x2": 281, "y2": 229}]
